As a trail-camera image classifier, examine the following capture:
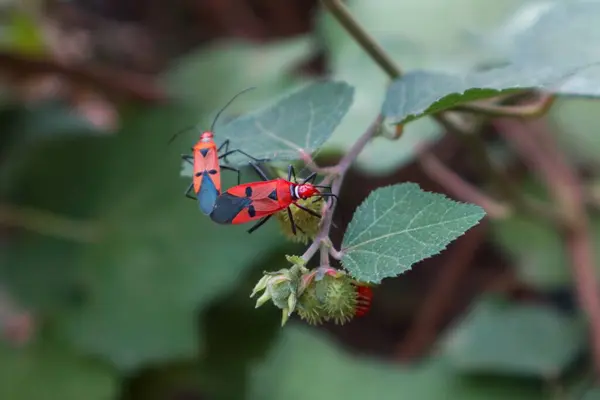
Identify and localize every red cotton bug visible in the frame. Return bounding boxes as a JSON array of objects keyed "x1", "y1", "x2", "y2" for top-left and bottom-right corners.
[
  {"x1": 209, "y1": 163, "x2": 338, "y2": 234},
  {"x1": 168, "y1": 88, "x2": 268, "y2": 215}
]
